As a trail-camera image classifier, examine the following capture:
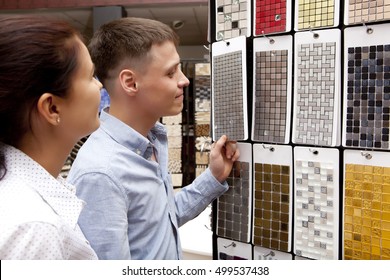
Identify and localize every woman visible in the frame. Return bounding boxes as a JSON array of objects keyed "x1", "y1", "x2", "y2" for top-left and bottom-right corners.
[{"x1": 0, "y1": 16, "x2": 102, "y2": 259}]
